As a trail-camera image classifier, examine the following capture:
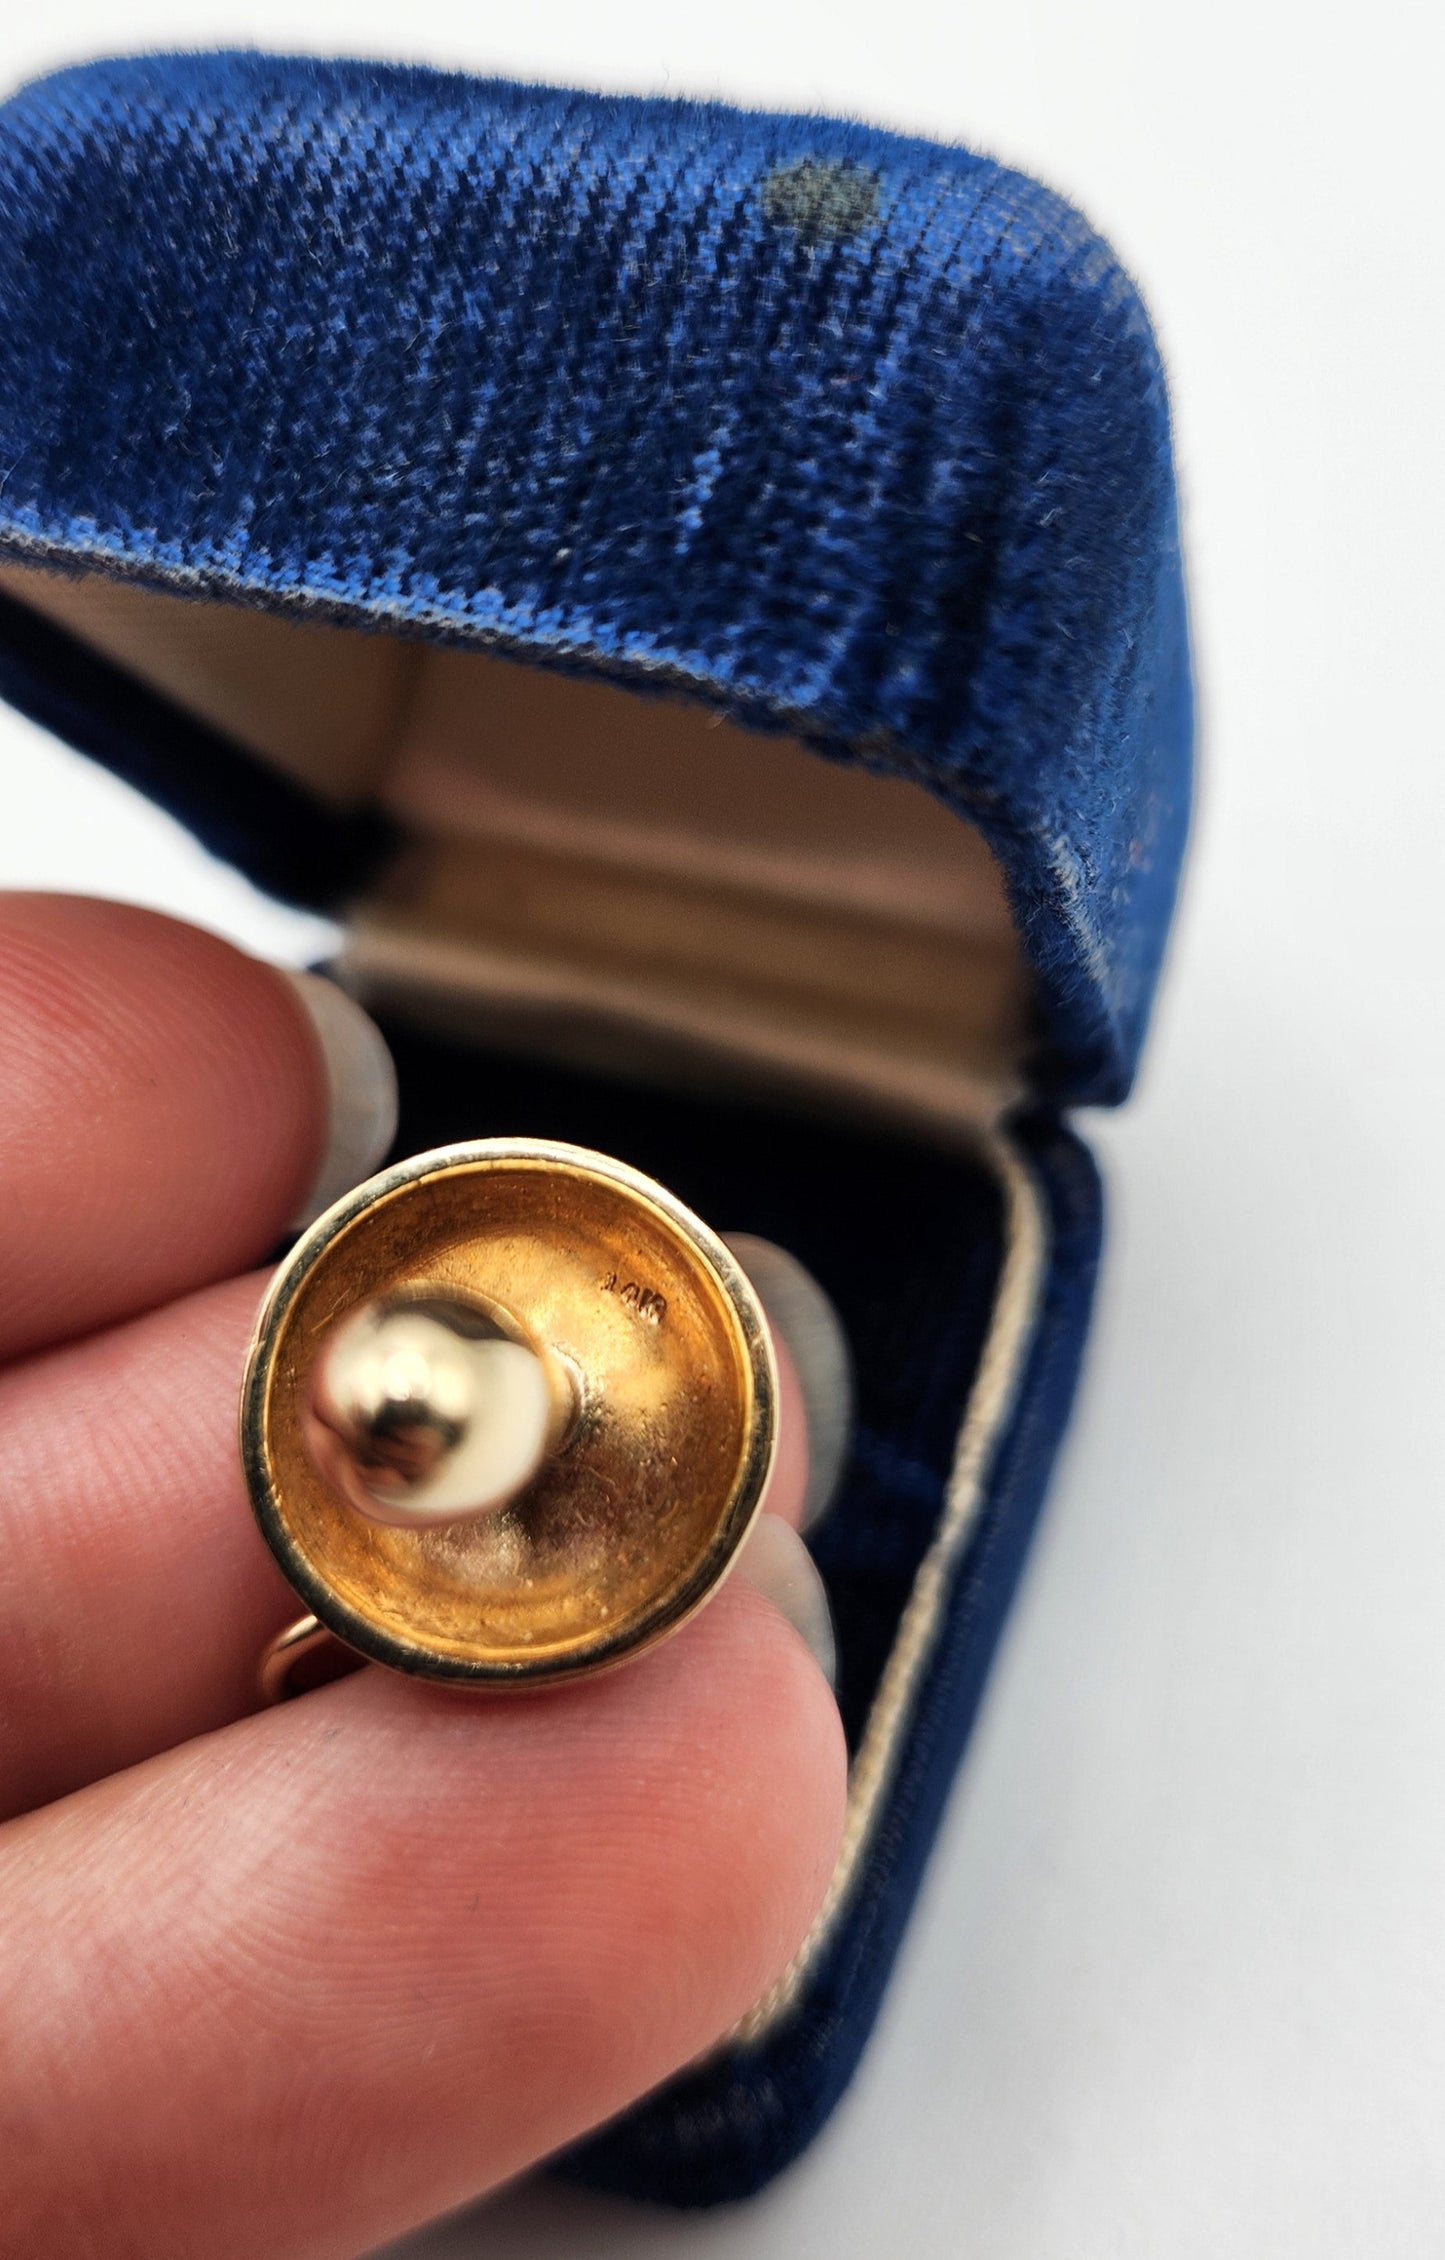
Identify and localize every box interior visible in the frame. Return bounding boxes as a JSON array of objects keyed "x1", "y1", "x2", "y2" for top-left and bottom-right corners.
[{"x1": 0, "y1": 562, "x2": 1035, "y2": 1135}]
